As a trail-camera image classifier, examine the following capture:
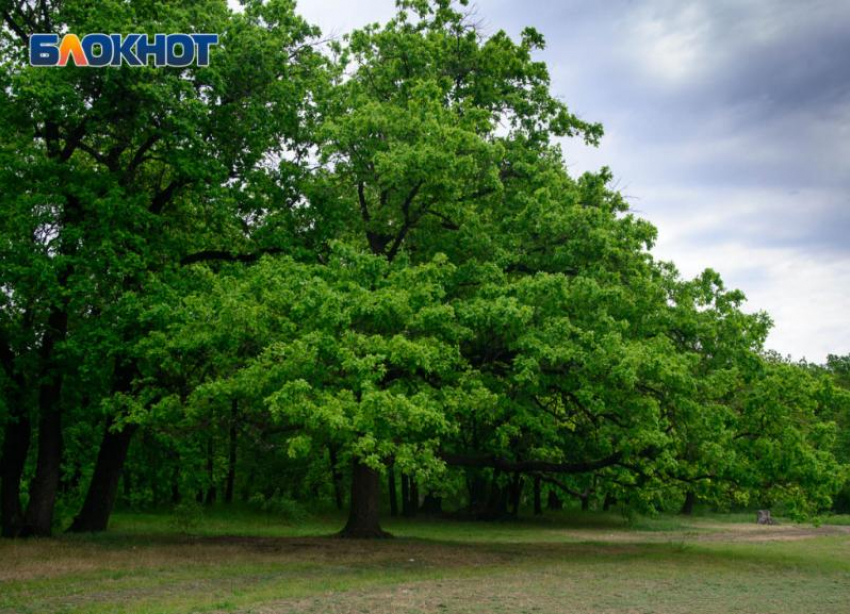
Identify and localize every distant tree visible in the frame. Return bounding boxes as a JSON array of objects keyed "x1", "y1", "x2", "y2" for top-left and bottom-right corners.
[{"x1": 822, "y1": 355, "x2": 850, "y2": 512}]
